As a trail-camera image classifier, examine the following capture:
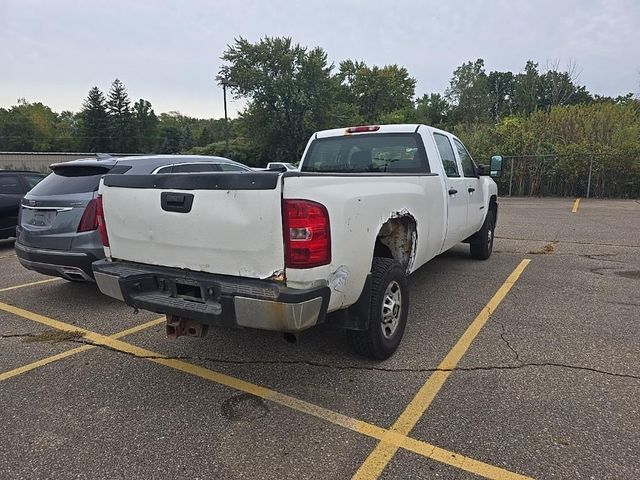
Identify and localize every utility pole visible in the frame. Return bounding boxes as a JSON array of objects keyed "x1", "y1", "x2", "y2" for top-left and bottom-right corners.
[
  {"x1": 508, "y1": 157, "x2": 514, "y2": 196},
  {"x1": 215, "y1": 75, "x2": 238, "y2": 158},
  {"x1": 586, "y1": 154, "x2": 594, "y2": 199}
]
